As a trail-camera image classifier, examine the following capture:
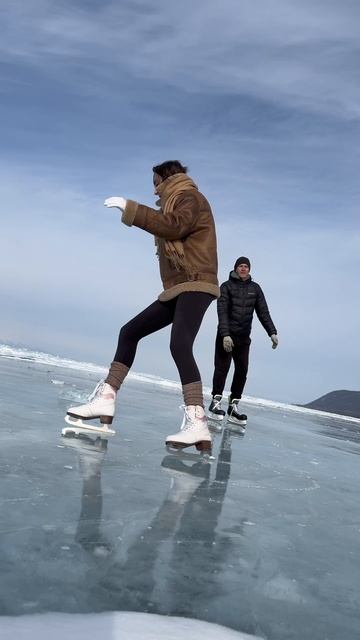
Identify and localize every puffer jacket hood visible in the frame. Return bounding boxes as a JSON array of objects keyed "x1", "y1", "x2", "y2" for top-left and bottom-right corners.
[{"x1": 229, "y1": 271, "x2": 251, "y2": 281}]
